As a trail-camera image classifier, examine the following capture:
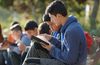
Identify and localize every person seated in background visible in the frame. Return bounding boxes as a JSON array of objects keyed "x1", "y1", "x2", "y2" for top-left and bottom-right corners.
[
  {"x1": 38, "y1": 22, "x2": 51, "y2": 35},
  {"x1": 0, "y1": 24, "x2": 4, "y2": 43},
  {"x1": 8, "y1": 21, "x2": 31, "y2": 65},
  {"x1": 43, "y1": 14, "x2": 62, "y2": 40},
  {"x1": 24, "y1": 20, "x2": 38, "y2": 39},
  {"x1": 7, "y1": 21, "x2": 19, "y2": 44},
  {"x1": 21, "y1": 20, "x2": 38, "y2": 63},
  {"x1": 0, "y1": 24, "x2": 4, "y2": 48},
  {"x1": 0, "y1": 24, "x2": 12, "y2": 65},
  {"x1": 2, "y1": 21, "x2": 19, "y2": 52}
]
